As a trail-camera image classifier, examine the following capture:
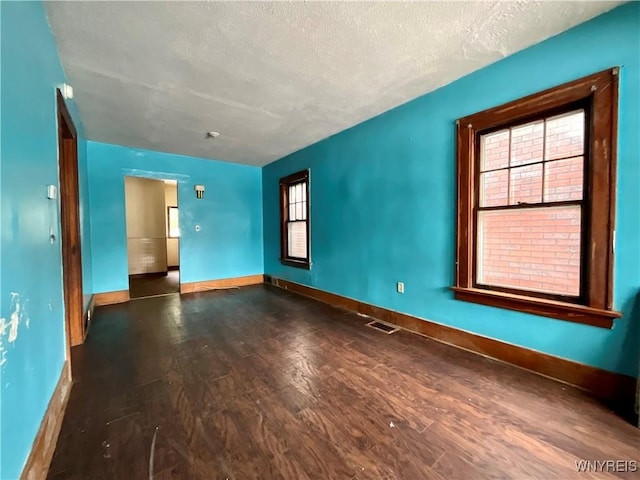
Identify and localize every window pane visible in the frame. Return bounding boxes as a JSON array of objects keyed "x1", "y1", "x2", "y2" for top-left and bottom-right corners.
[
  {"x1": 287, "y1": 221, "x2": 307, "y2": 258},
  {"x1": 301, "y1": 181, "x2": 307, "y2": 202},
  {"x1": 477, "y1": 206, "x2": 581, "y2": 296},
  {"x1": 168, "y1": 207, "x2": 180, "y2": 237},
  {"x1": 510, "y1": 163, "x2": 542, "y2": 205},
  {"x1": 289, "y1": 204, "x2": 295, "y2": 220},
  {"x1": 289, "y1": 185, "x2": 297, "y2": 204},
  {"x1": 544, "y1": 157, "x2": 583, "y2": 202},
  {"x1": 480, "y1": 130, "x2": 510, "y2": 171},
  {"x1": 295, "y1": 202, "x2": 303, "y2": 220},
  {"x1": 545, "y1": 110, "x2": 584, "y2": 161},
  {"x1": 300, "y1": 200, "x2": 307, "y2": 220},
  {"x1": 480, "y1": 169, "x2": 508, "y2": 207},
  {"x1": 510, "y1": 121, "x2": 544, "y2": 166}
]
